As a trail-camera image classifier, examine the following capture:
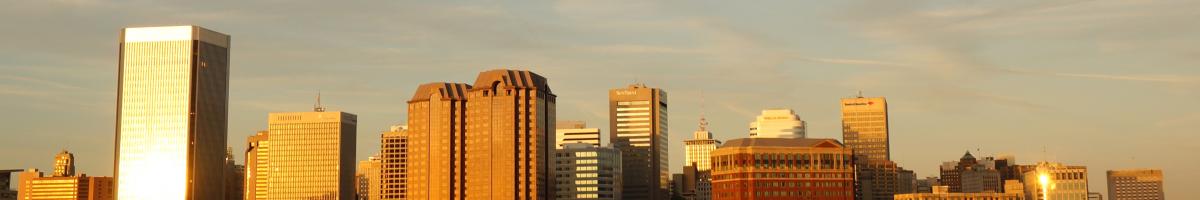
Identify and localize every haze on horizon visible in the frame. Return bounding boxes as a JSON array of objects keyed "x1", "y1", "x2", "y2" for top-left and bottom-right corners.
[{"x1": 1, "y1": 0, "x2": 1197, "y2": 198}]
